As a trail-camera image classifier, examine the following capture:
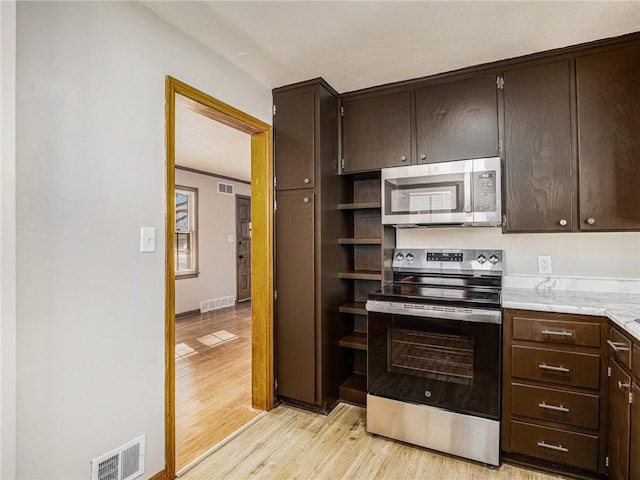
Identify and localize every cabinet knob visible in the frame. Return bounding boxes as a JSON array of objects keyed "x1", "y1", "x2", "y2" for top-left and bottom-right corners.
[
  {"x1": 303, "y1": 197, "x2": 310, "y2": 203},
  {"x1": 559, "y1": 219, "x2": 567, "y2": 226},
  {"x1": 419, "y1": 154, "x2": 427, "y2": 161},
  {"x1": 586, "y1": 217, "x2": 596, "y2": 225},
  {"x1": 400, "y1": 155, "x2": 408, "y2": 162},
  {"x1": 303, "y1": 178, "x2": 310, "y2": 184}
]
